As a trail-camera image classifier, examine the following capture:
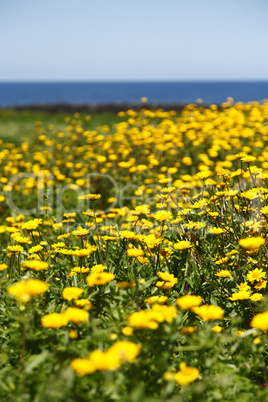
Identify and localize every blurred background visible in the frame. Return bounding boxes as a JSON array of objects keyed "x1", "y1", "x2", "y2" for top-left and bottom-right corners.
[{"x1": 0, "y1": 0, "x2": 267, "y2": 106}]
